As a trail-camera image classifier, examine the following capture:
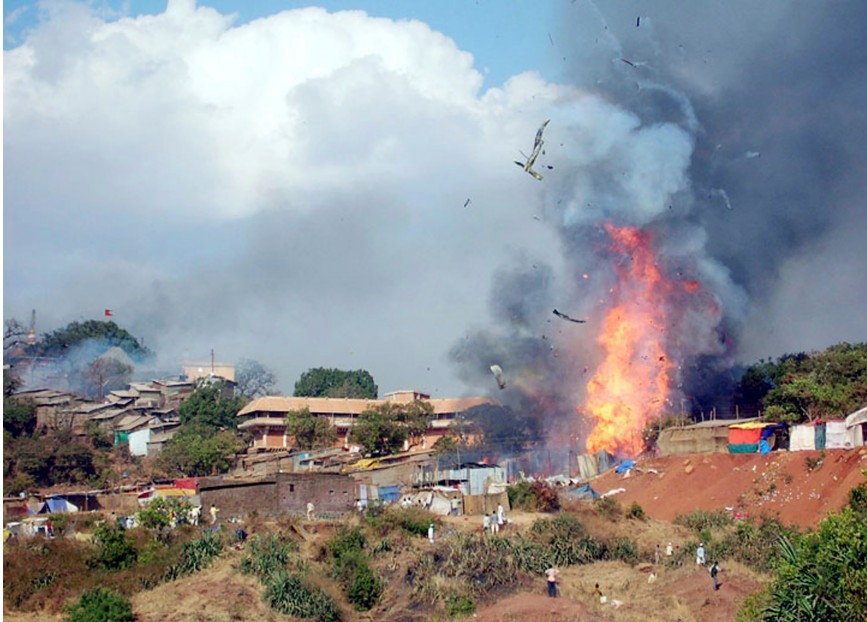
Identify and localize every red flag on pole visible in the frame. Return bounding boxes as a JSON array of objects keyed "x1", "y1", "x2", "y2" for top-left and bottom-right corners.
[{"x1": 104, "y1": 309, "x2": 113, "y2": 317}]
